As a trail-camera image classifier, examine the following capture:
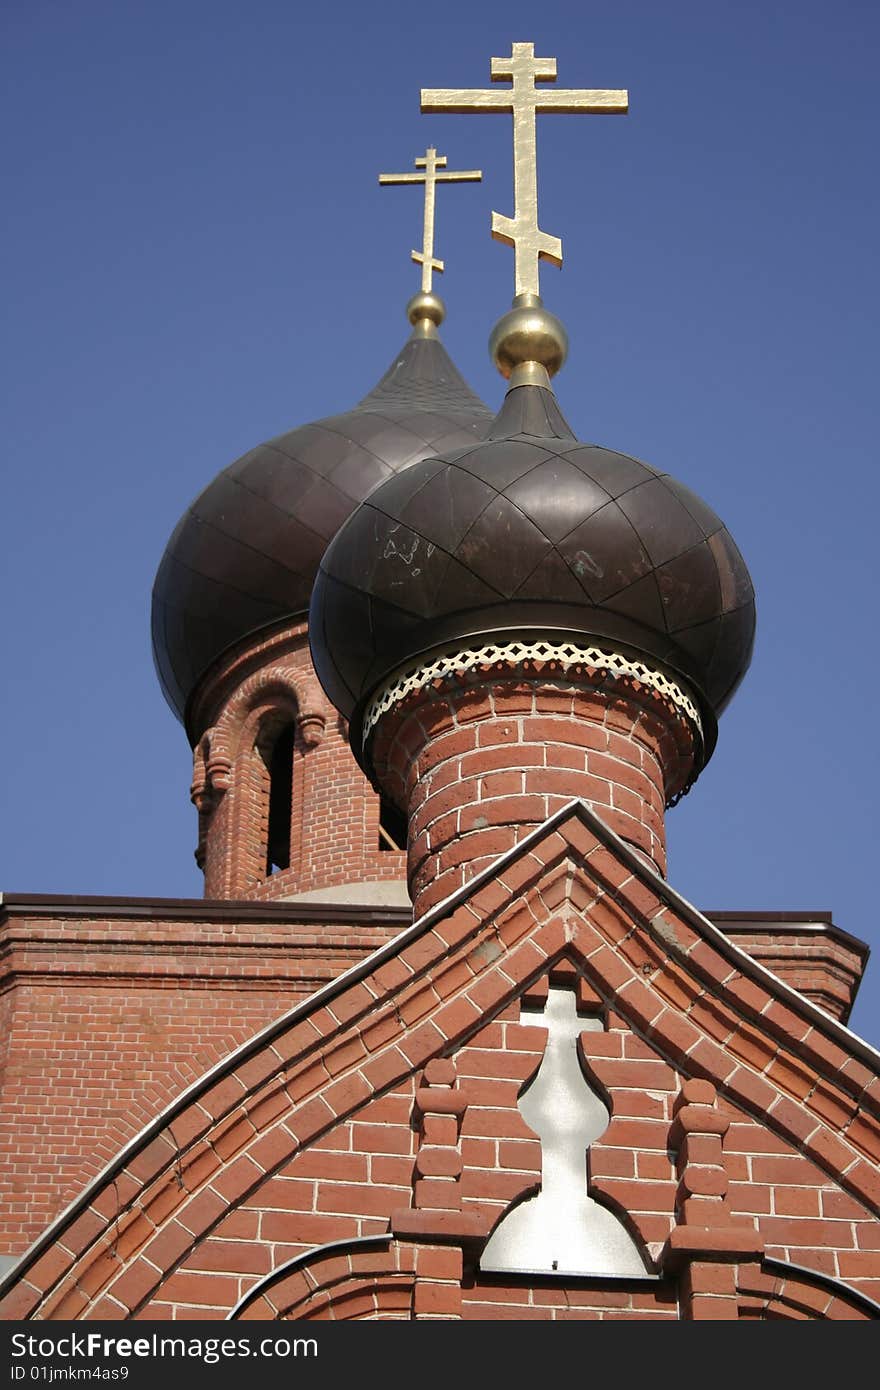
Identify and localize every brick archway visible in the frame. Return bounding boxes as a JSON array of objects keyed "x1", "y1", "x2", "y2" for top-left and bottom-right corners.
[
  {"x1": 232, "y1": 1236, "x2": 415, "y2": 1321},
  {"x1": 737, "y1": 1259, "x2": 880, "y2": 1320}
]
